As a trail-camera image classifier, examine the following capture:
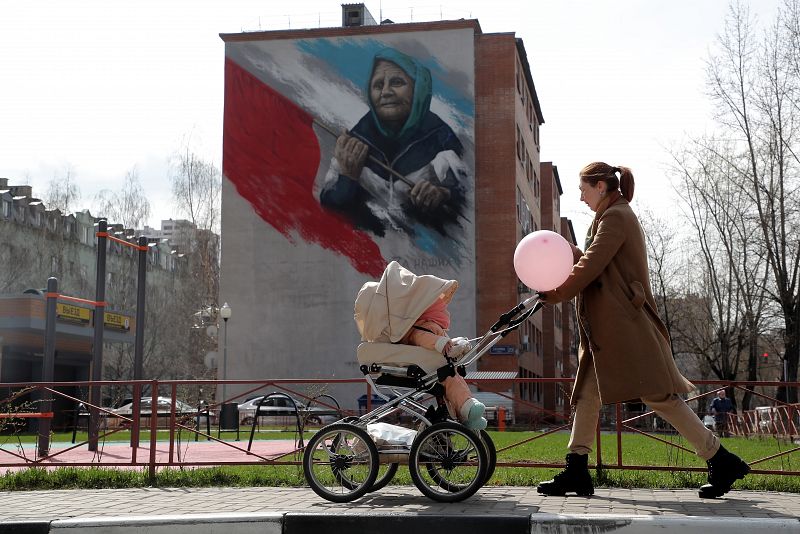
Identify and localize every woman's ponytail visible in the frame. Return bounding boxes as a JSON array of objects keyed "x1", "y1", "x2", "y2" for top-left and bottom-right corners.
[
  {"x1": 580, "y1": 162, "x2": 634, "y2": 201},
  {"x1": 617, "y1": 166, "x2": 635, "y2": 202}
]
